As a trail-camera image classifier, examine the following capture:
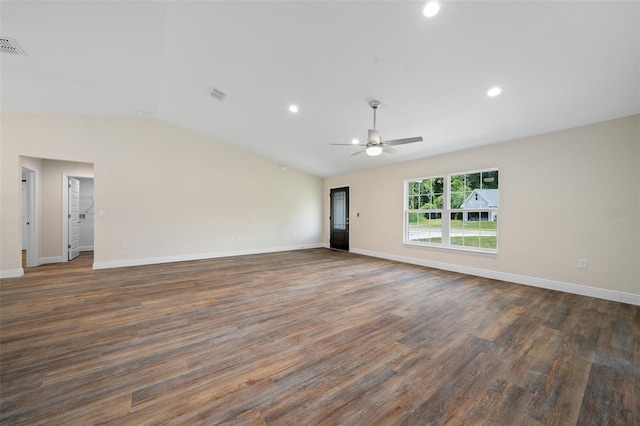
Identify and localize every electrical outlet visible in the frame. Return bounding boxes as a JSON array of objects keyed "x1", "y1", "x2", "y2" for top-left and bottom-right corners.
[
  {"x1": 578, "y1": 259, "x2": 587, "y2": 269},
  {"x1": 121, "y1": 242, "x2": 128, "y2": 249}
]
